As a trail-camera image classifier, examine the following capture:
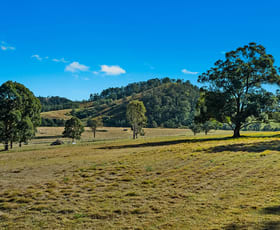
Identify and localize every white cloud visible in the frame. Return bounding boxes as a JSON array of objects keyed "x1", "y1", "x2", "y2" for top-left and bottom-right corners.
[
  {"x1": 65, "y1": 62, "x2": 89, "y2": 73},
  {"x1": 1, "y1": 41, "x2": 15, "y2": 51},
  {"x1": 182, "y1": 69, "x2": 198, "y2": 75},
  {"x1": 52, "y1": 58, "x2": 68, "y2": 63},
  {"x1": 31, "y1": 54, "x2": 43, "y2": 61},
  {"x1": 100, "y1": 65, "x2": 126, "y2": 75}
]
